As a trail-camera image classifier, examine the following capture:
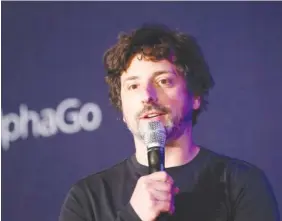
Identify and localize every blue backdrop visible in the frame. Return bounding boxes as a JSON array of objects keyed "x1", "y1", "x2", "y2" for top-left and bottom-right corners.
[{"x1": 2, "y1": 2, "x2": 282, "y2": 221}]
